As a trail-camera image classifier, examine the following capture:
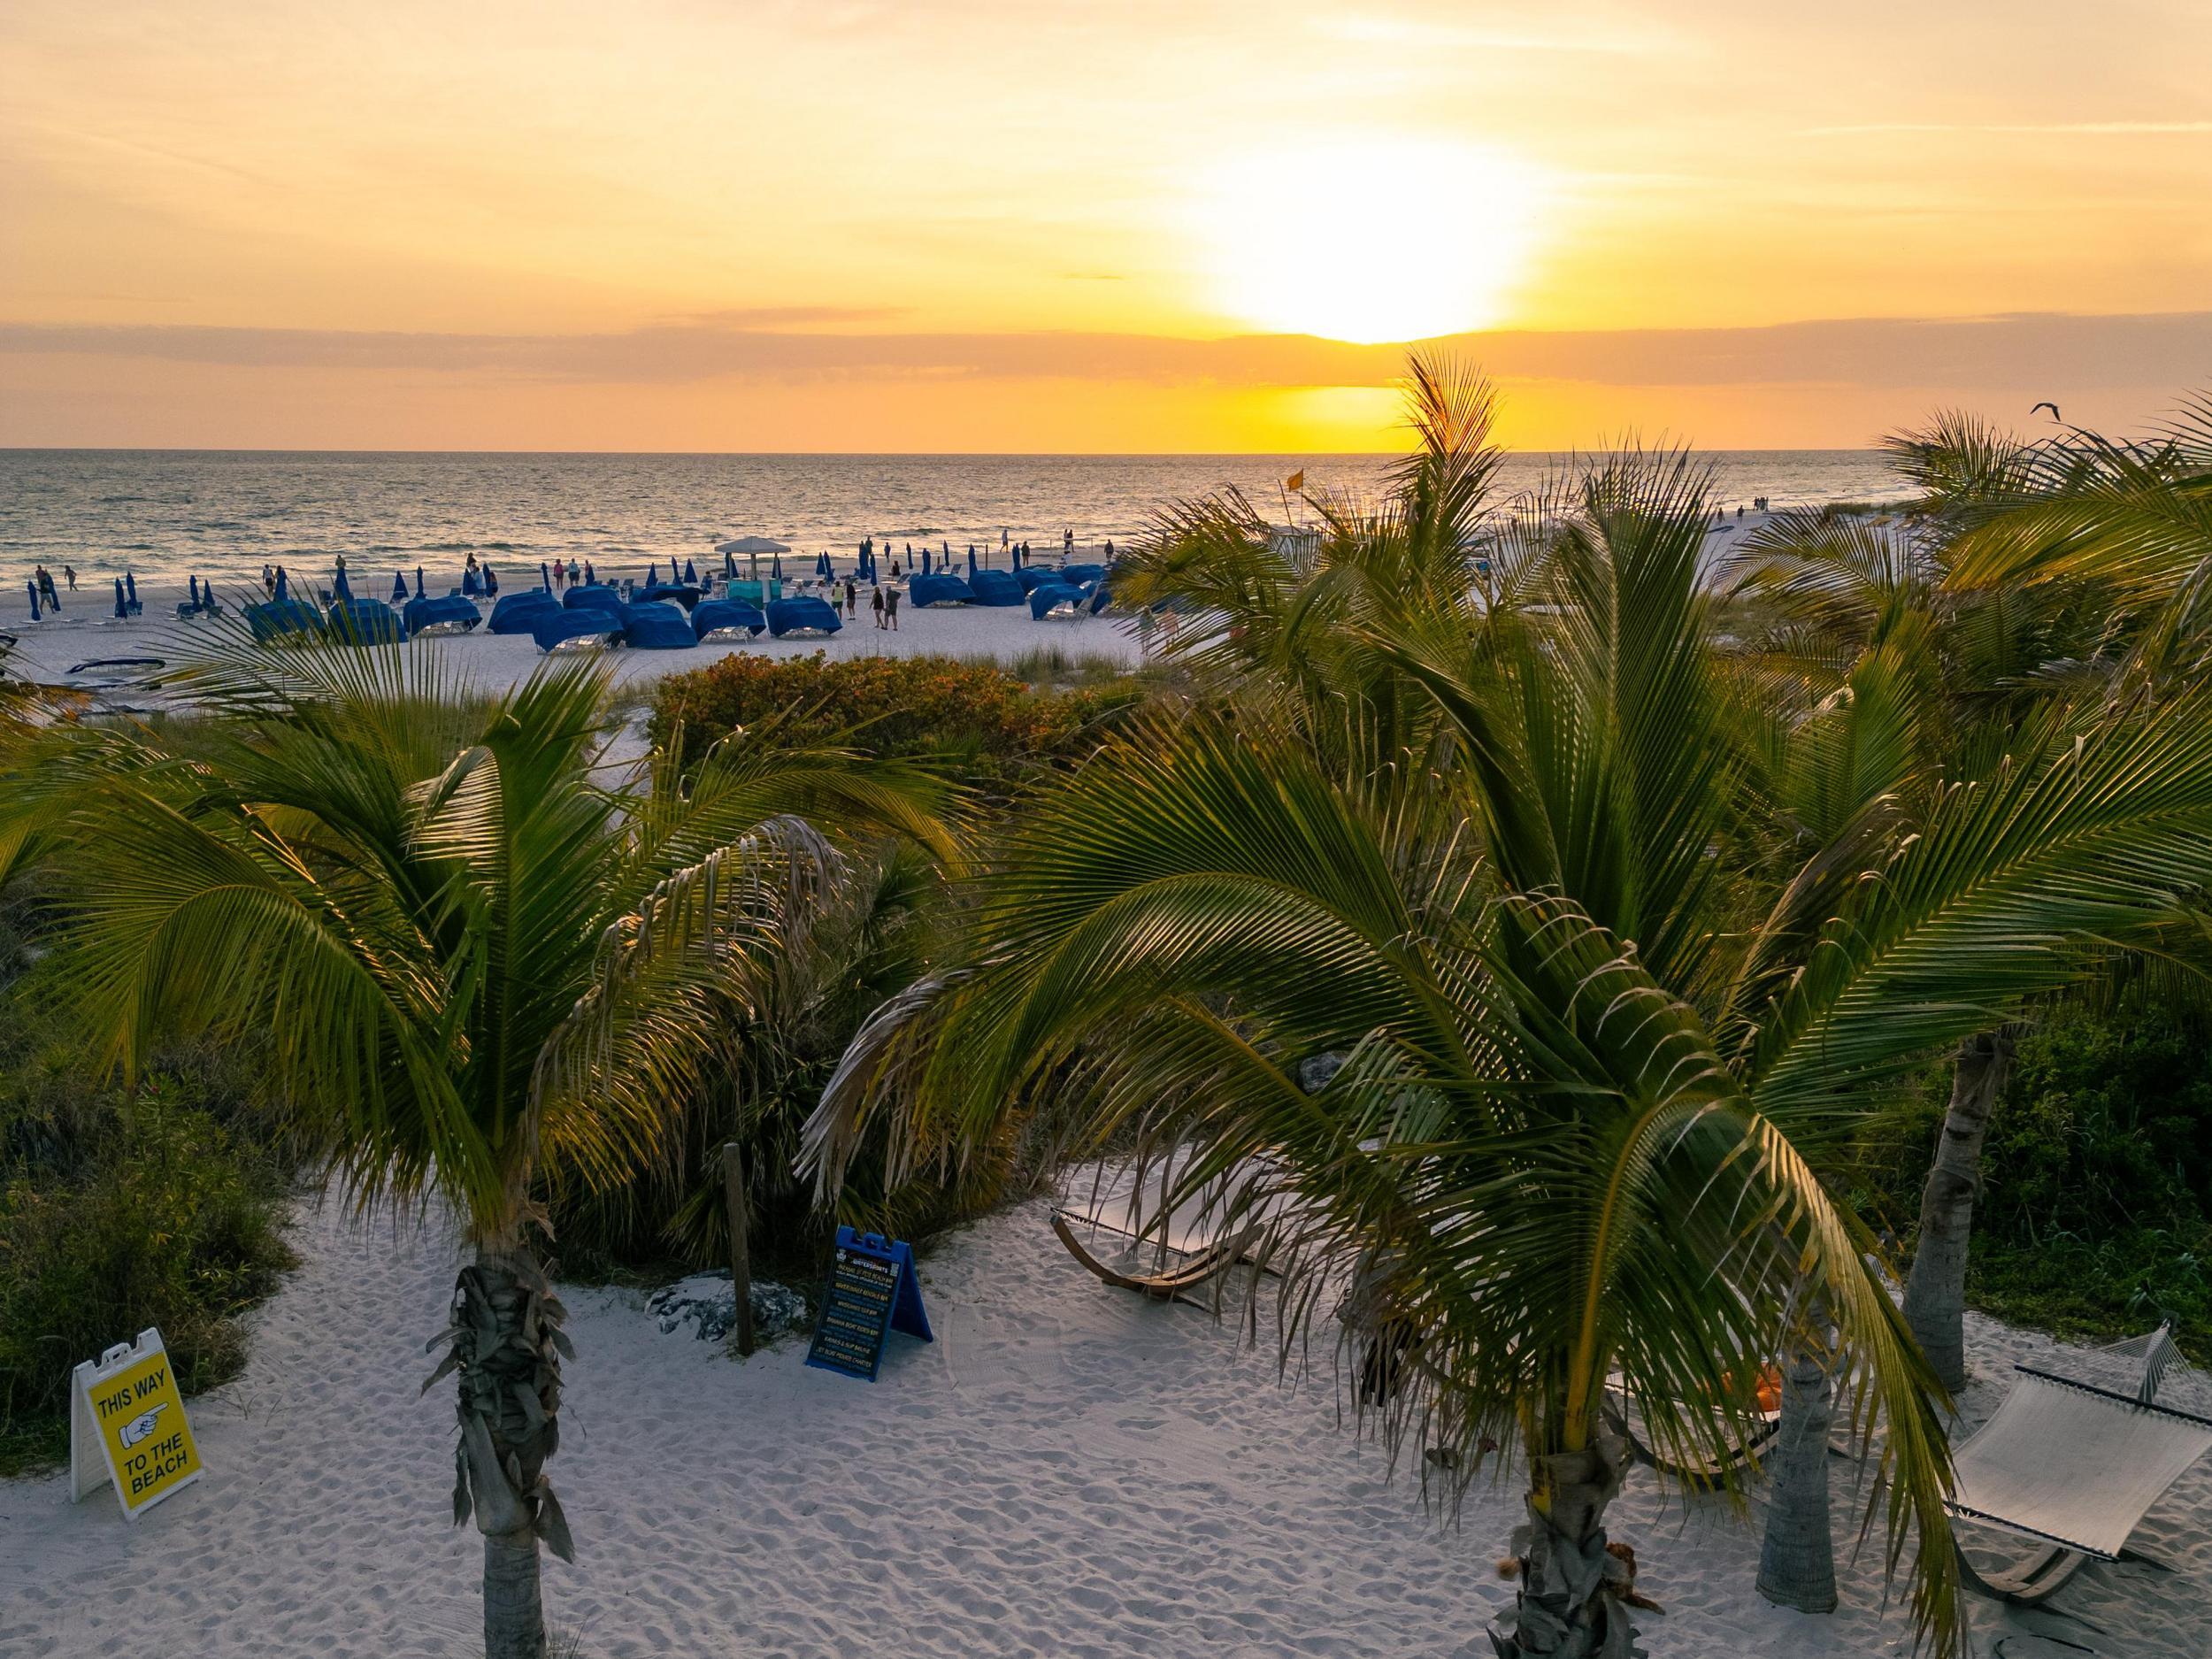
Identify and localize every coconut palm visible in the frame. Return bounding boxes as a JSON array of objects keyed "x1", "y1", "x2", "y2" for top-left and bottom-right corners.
[
  {"x1": 0, "y1": 636, "x2": 950, "y2": 1659},
  {"x1": 807, "y1": 393, "x2": 2212, "y2": 1654}
]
